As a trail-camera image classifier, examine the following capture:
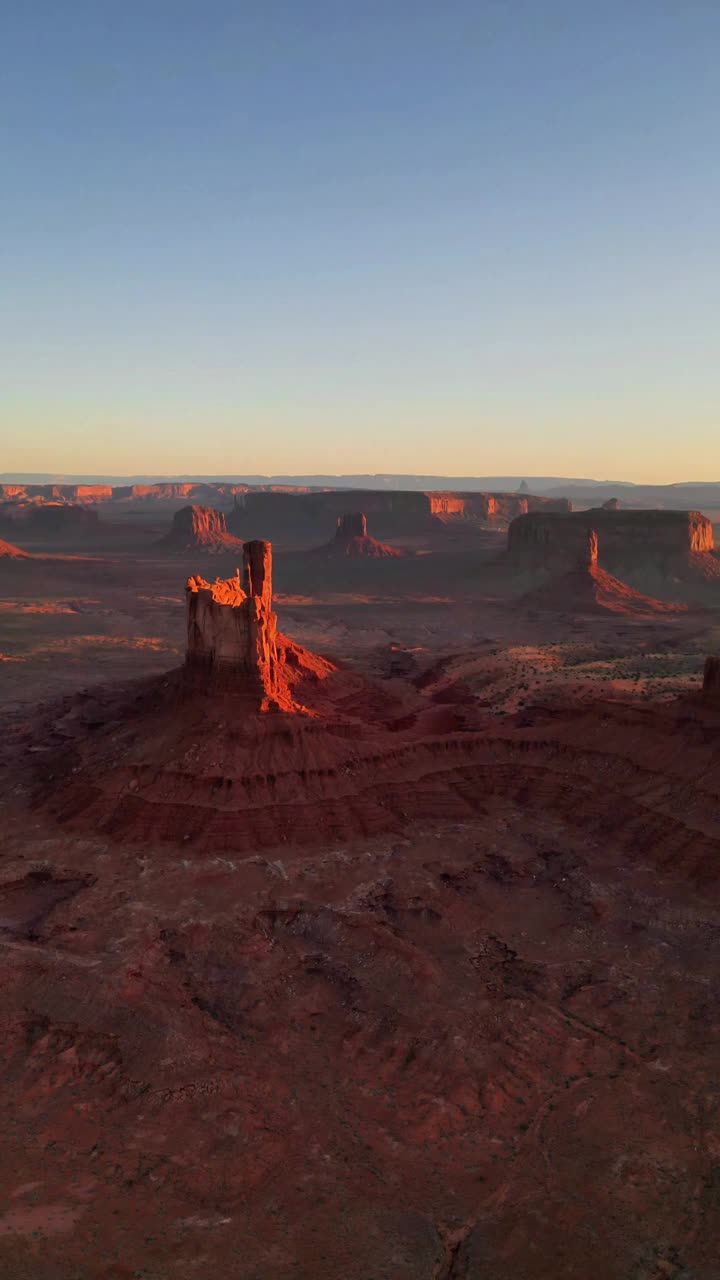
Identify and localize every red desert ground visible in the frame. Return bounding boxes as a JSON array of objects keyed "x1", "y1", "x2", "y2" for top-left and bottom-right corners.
[{"x1": 2, "y1": 479, "x2": 720, "y2": 1279}]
